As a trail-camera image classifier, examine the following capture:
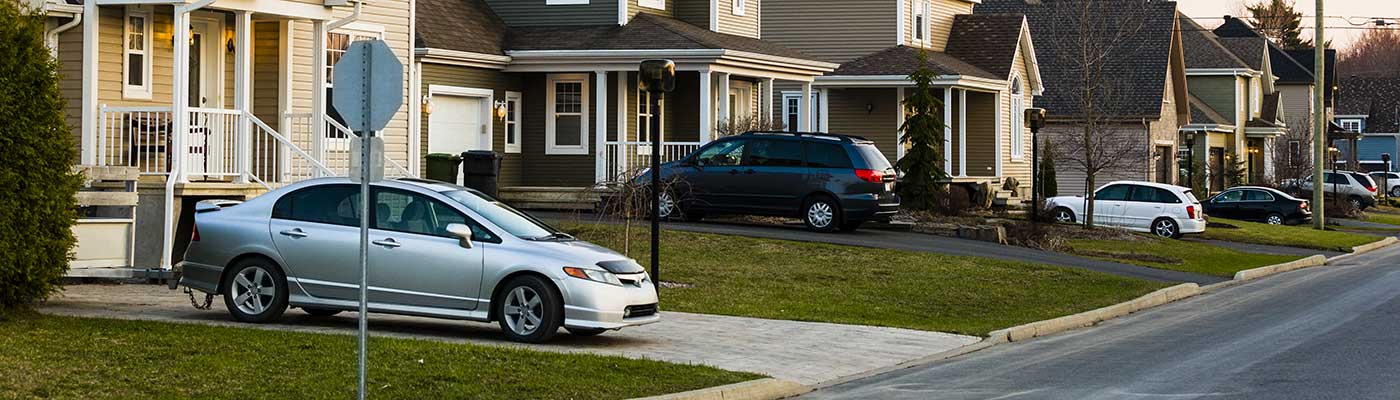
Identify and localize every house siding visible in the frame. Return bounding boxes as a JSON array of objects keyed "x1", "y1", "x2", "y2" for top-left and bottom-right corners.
[
  {"x1": 1278, "y1": 83, "x2": 1312, "y2": 129},
  {"x1": 965, "y1": 90, "x2": 997, "y2": 177},
  {"x1": 1045, "y1": 124, "x2": 1148, "y2": 196},
  {"x1": 674, "y1": 0, "x2": 709, "y2": 30},
  {"x1": 826, "y1": 88, "x2": 898, "y2": 157},
  {"x1": 97, "y1": 5, "x2": 175, "y2": 110},
  {"x1": 56, "y1": 18, "x2": 84, "y2": 154},
  {"x1": 519, "y1": 73, "x2": 596, "y2": 187},
  {"x1": 251, "y1": 21, "x2": 281, "y2": 126},
  {"x1": 1188, "y1": 75, "x2": 1238, "y2": 125},
  {"x1": 1001, "y1": 46, "x2": 1033, "y2": 196},
  {"x1": 629, "y1": 0, "x2": 675, "y2": 19},
  {"x1": 762, "y1": 0, "x2": 895, "y2": 64},
  {"x1": 716, "y1": 0, "x2": 759, "y2": 38},
  {"x1": 484, "y1": 0, "x2": 618, "y2": 26},
  {"x1": 418, "y1": 62, "x2": 524, "y2": 187},
  {"x1": 904, "y1": 0, "x2": 973, "y2": 52}
]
